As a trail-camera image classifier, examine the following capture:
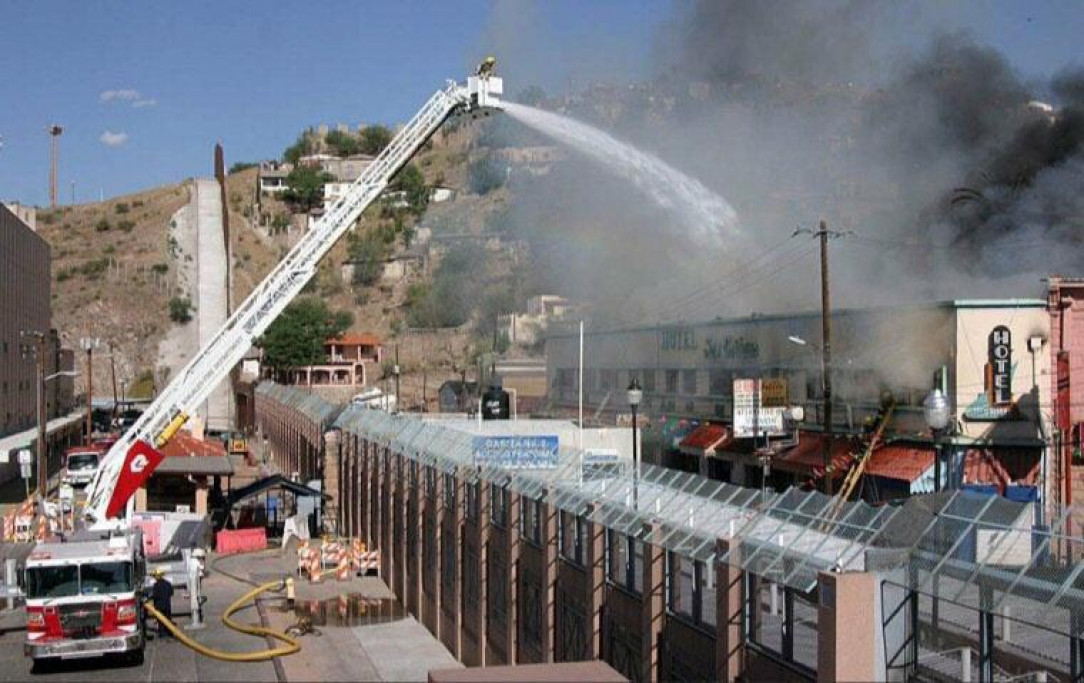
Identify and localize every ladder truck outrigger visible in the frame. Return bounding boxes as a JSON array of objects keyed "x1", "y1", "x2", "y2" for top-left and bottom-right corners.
[{"x1": 23, "y1": 61, "x2": 503, "y2": 671}]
